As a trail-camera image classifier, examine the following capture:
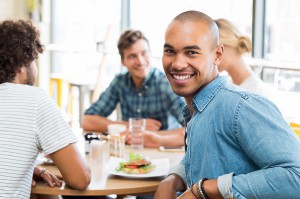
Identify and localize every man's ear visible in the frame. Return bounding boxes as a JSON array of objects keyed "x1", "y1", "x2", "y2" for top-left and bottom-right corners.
[
  {"x1": 214, "y1": 44, "x2": 224, "y2": 66},
  {"x1": 13, "y1": 66, "x2": 26, "y2": 84},
  {"x1": 16, "y1": 66, "x2": 25, "y2": 74},
  {"x1": 19, "y1": 66, "x2": 26, "y2": 74}
]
